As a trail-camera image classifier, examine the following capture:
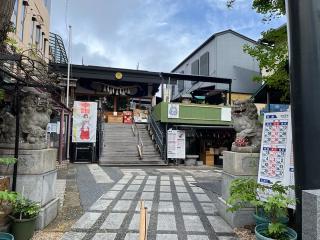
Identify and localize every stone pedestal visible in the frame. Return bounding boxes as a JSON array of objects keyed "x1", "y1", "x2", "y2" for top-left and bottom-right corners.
[
  {"x1": 185, "y1": 155, "x2": 199, "y2": 166},
  {"x1": 222, "y1": 151, "x2": 259, "y2": 176},
  {"x1": 302, "y1": 189, "x2": 320, "y2": 240},
  {"x1": 218, "y1": 151, "x2": 259, "y2": 228},
  {"x1": 0, "y1": 148, "x2": 59, "y2": 230}
]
